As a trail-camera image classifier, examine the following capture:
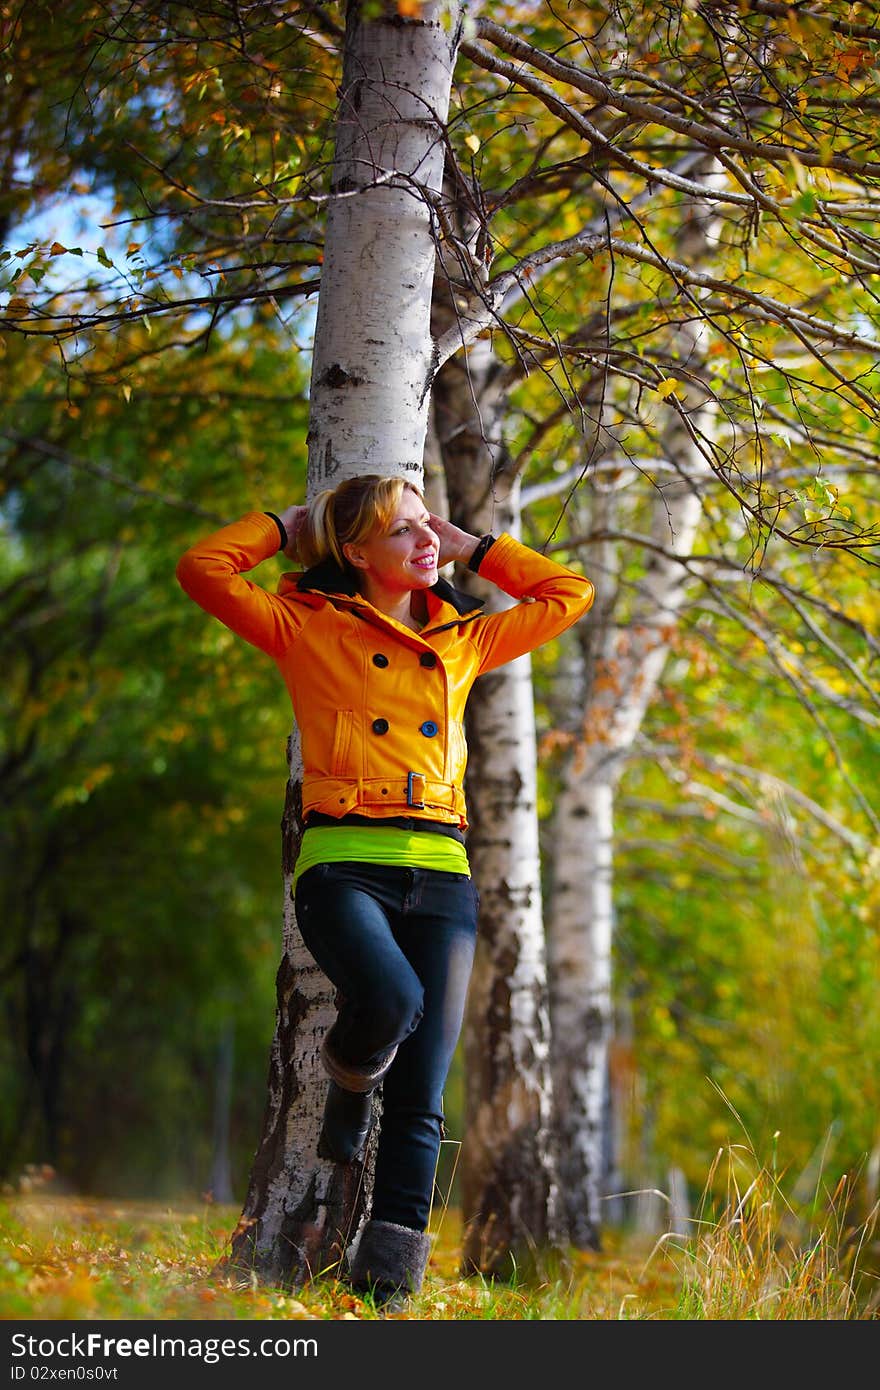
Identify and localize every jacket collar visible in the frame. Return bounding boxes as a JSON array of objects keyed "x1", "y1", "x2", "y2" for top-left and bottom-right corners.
[{"x1": 295, "y1": 556, "x2": 484, "y2": 617}]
